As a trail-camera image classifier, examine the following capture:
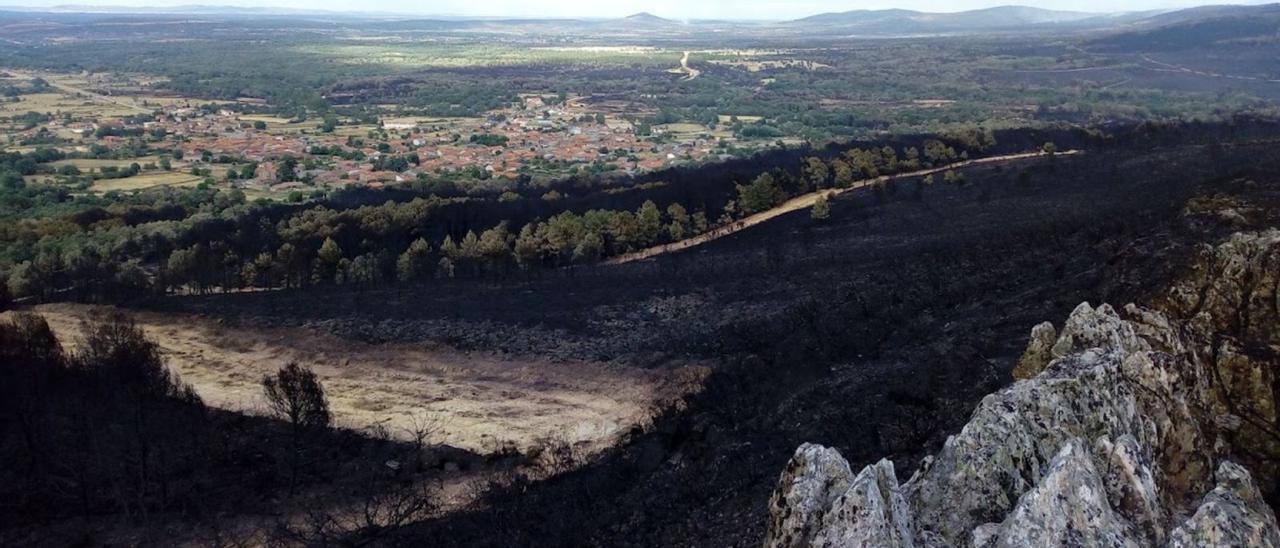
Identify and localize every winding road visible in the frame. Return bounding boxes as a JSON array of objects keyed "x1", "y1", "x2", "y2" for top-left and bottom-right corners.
[
  {"x1": 673, "y1": 51, "x2": 700, "y2": 81},
  {"x1": 1139, "y1": 54, "x2": 1280, "y2": 84}
]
